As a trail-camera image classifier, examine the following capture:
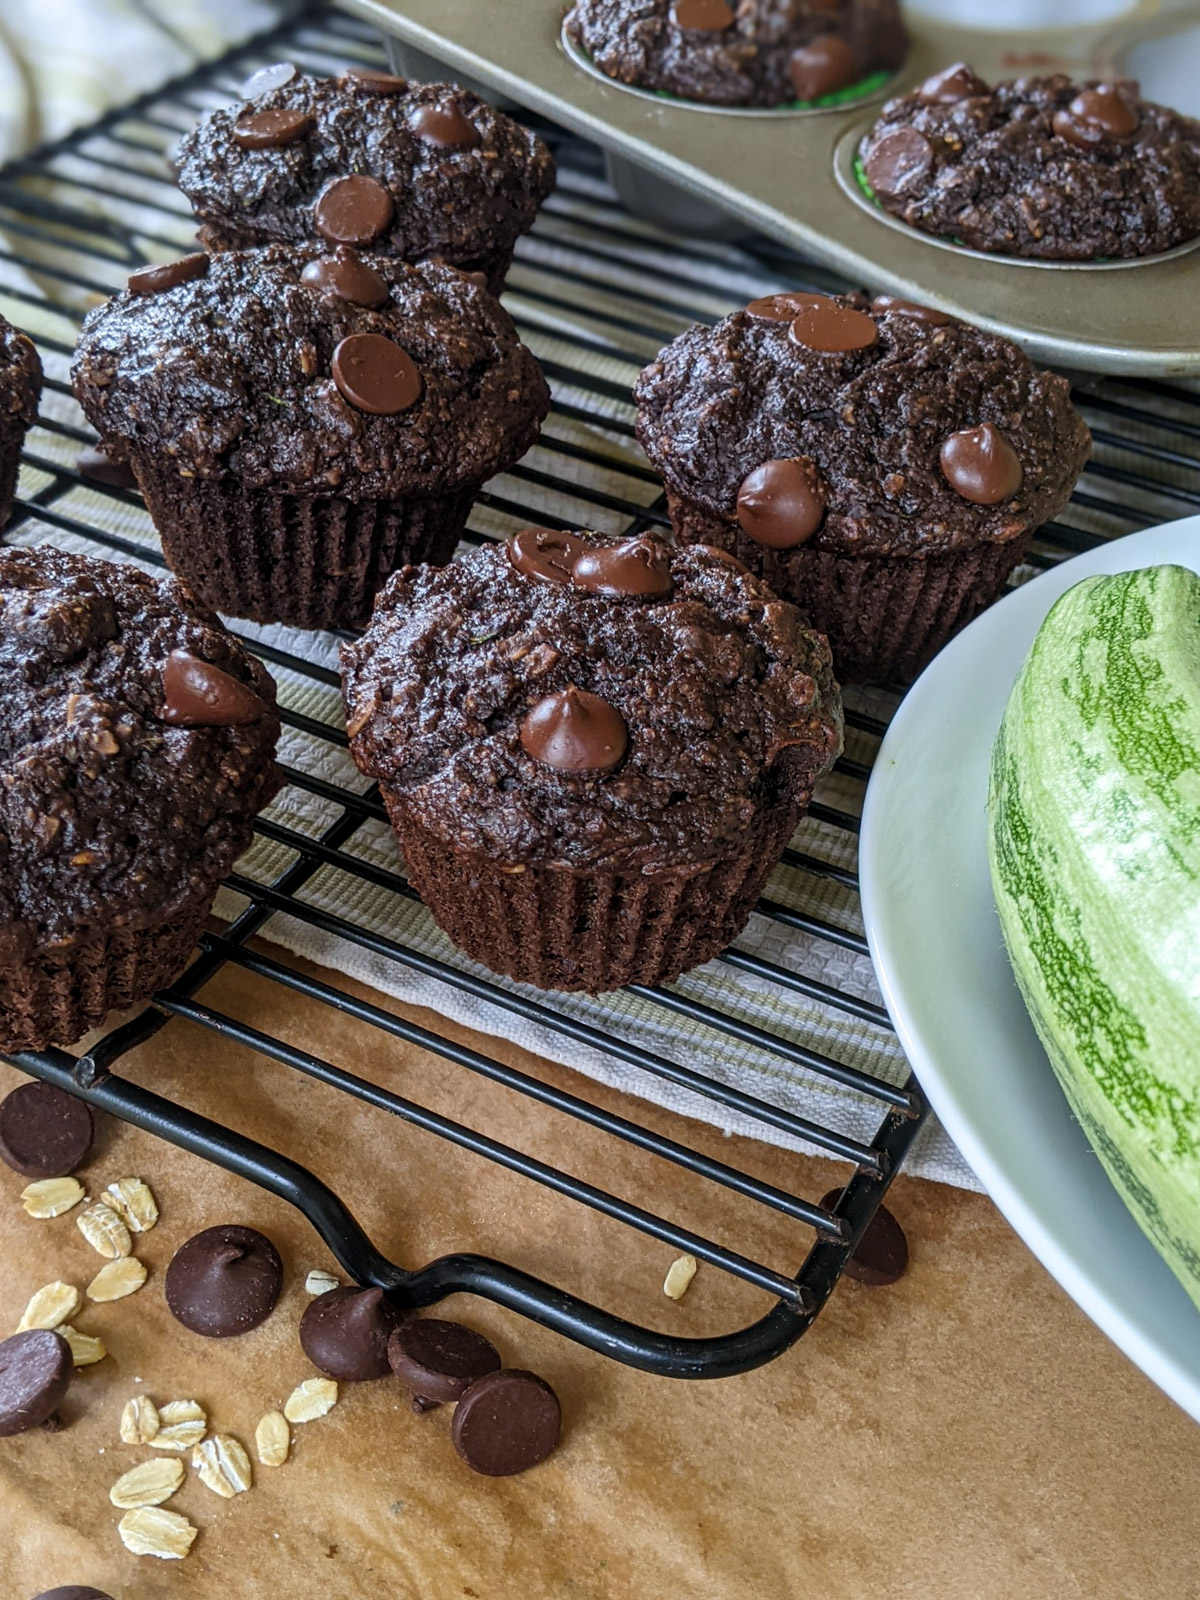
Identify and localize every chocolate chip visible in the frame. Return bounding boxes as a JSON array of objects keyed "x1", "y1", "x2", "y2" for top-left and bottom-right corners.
[
  {"x1": 820, "y1": 1190, "x2": 909, "y2": 1286},
  {"x1": 863, "y1": 128, "x2": 935, "y2": 198},
  {"x1": 159, "y1": 649, "x2": 265, "y2": 728},
  {"x1": 331, "y1": 332, "x2": 423, "y2": 415},
  {"x1": 0, "y1": 1082, "x2": 94, "y2": 1178},
  {"x1": 300, "y1": 247, "x2": 390, "y2": 308},
  {"x1": 786, "y1": 294, "x2": 878, "y2": 354},
  {"x1": 870, "y1": 293, "x2": 953, "y2": 326},
  {"x1": 127, "y1": 253, "x2": 209, "y2": 296},
  {"x1": 299, "y1": 1287, "x2": 403, "y2": 1381},
  {"x1": 450, "y1": 1369, "x2": 561, "y2": 1476},
  {"x1": 669, "y1": 0, "x2": 734, "y2": 30},
  {"x1": 507, "y1": 527, "x2": 586, "y2": 584},
  {"x1": 164, "y1": 1224, "x2": 282, "y2": 1338},
  {"x1": 240, "y1": 61, "x2": 298, "y2": 98},
  {"x1": 232, "y1": 109, "x2": 313, "y2": 150},
  {"x1": 313, "y1": 174, "x2": 394, "y2": 247},
  {"x1": 31, "y1": 1590, "x2": 115, "y2": 1600},
  {"x1": 737, "y1": 458, "x2": 826, "y2": 549},
  {"x1": 519, "y1": 686, "x2": 628, "y2": 773},
  {"x1": 745, "y1": 292, "x2": 822, "y2": 323},
  {"x1": 788, "y1": 35, "x2": 859, "y2": 101},
  {"x1": 1052, "y1": 86, "x2": 1139, "y2": 150},
  {"x1": 916, "y1": 62, "x2": 988, "y2": 104},
  {"x1": 571, "y1": 535, "x2": 673, "y2": 599},
  {"x1": 339, "y1": 65, "x2": 408, "y2": 94},
  {"x1": 0, "y1": 1330, "x2": 72, "y2": 1436},
  {"x1": 409, "y1": 103, "x2": 481, "y2": 149},
  {"x1": 939, "y1": 422, "x2": 1023, "y2": 504},
  {"x1": 75, "y1": 444, "x2": 137, "y2": 490},
  {"x1": 692, "y1": 543, "x2": 750, "y2": 573},
  {"x1": 388, "y1": 1318, "x2": 501, "y2": 1403}
]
